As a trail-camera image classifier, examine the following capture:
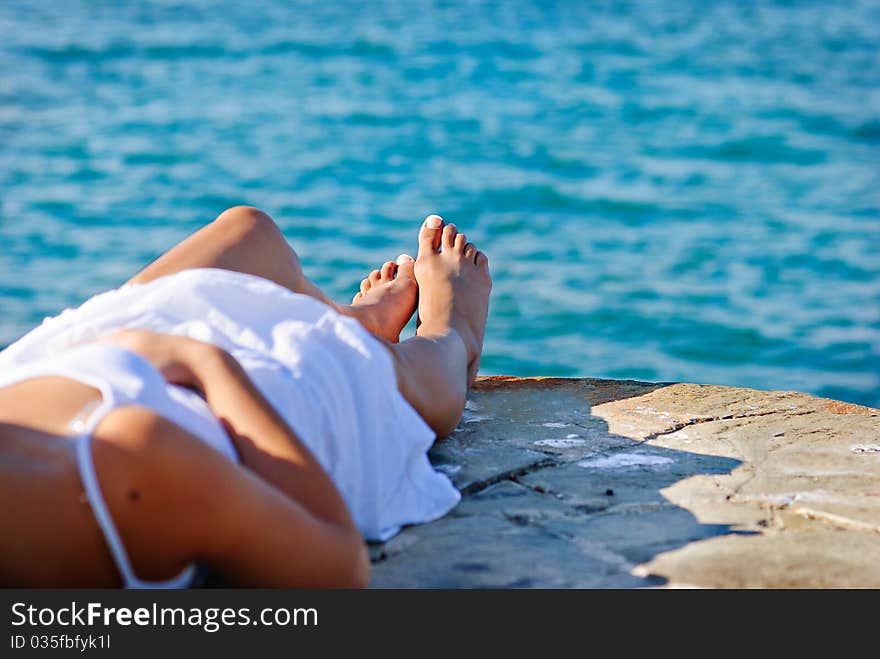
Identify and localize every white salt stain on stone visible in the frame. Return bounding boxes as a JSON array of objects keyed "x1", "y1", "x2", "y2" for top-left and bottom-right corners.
[
  {"x1": 768, "y1": 492, "x2": 838, "y2": 506},
  {"x1": 577, "y1": 452, "x2": 674, "y2": 470},
  {"x1": 788, "y1": 490, "x2": 846, "y2": 504},
  {"x1": 436, "y1": 464, "x2": 462, "y2": 476},
  {"x1": 534, "y1": 438, "x2": 587, "y2": 449},
  {"x1": 852, "y1": 444, "x2": 880, "y2": 454},
  {"x1": 633, "y1": 406, "x2": 673, "y2": 419},
  {"x1": 462, "y1": 412, "x2": 494, "y2": 424},
  {"x1": 737, "y1": 492, "x2": 820, "y2": 506},
  {"x1": 566, "y1": 433, "x2": 580, "y2": 439},
  {"x1": 542, "y1": 422, "x2": 569, "y2": 428}
]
